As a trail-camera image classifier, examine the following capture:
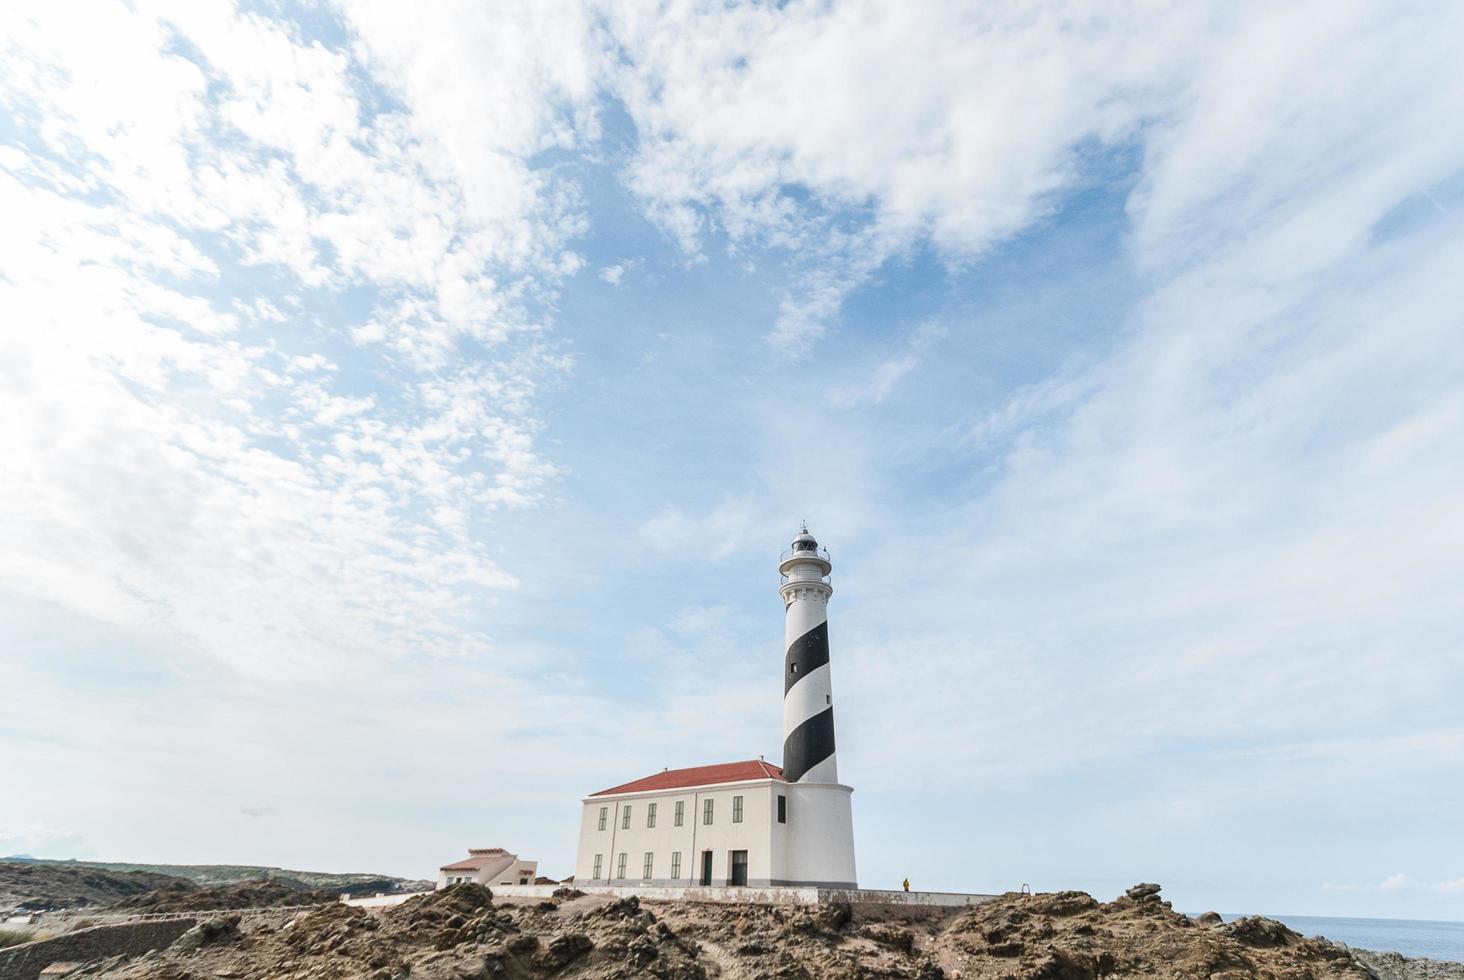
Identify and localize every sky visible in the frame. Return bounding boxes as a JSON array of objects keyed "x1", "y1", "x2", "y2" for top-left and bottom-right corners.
[{"x1": 2, "y1": 0, "x2": 1463, "y2": 921}]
